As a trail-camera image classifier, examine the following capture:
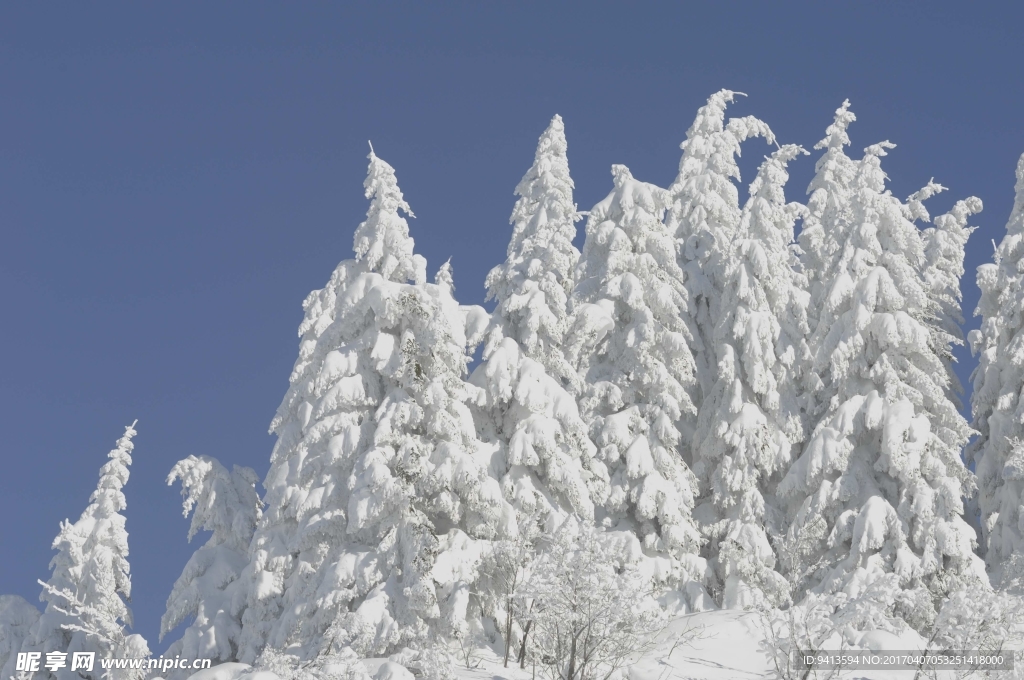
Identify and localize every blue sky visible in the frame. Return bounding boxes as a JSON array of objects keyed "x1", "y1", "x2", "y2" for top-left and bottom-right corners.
[{"x1": 1, "y1": 3, "x2": 1022, "y2": 652}]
